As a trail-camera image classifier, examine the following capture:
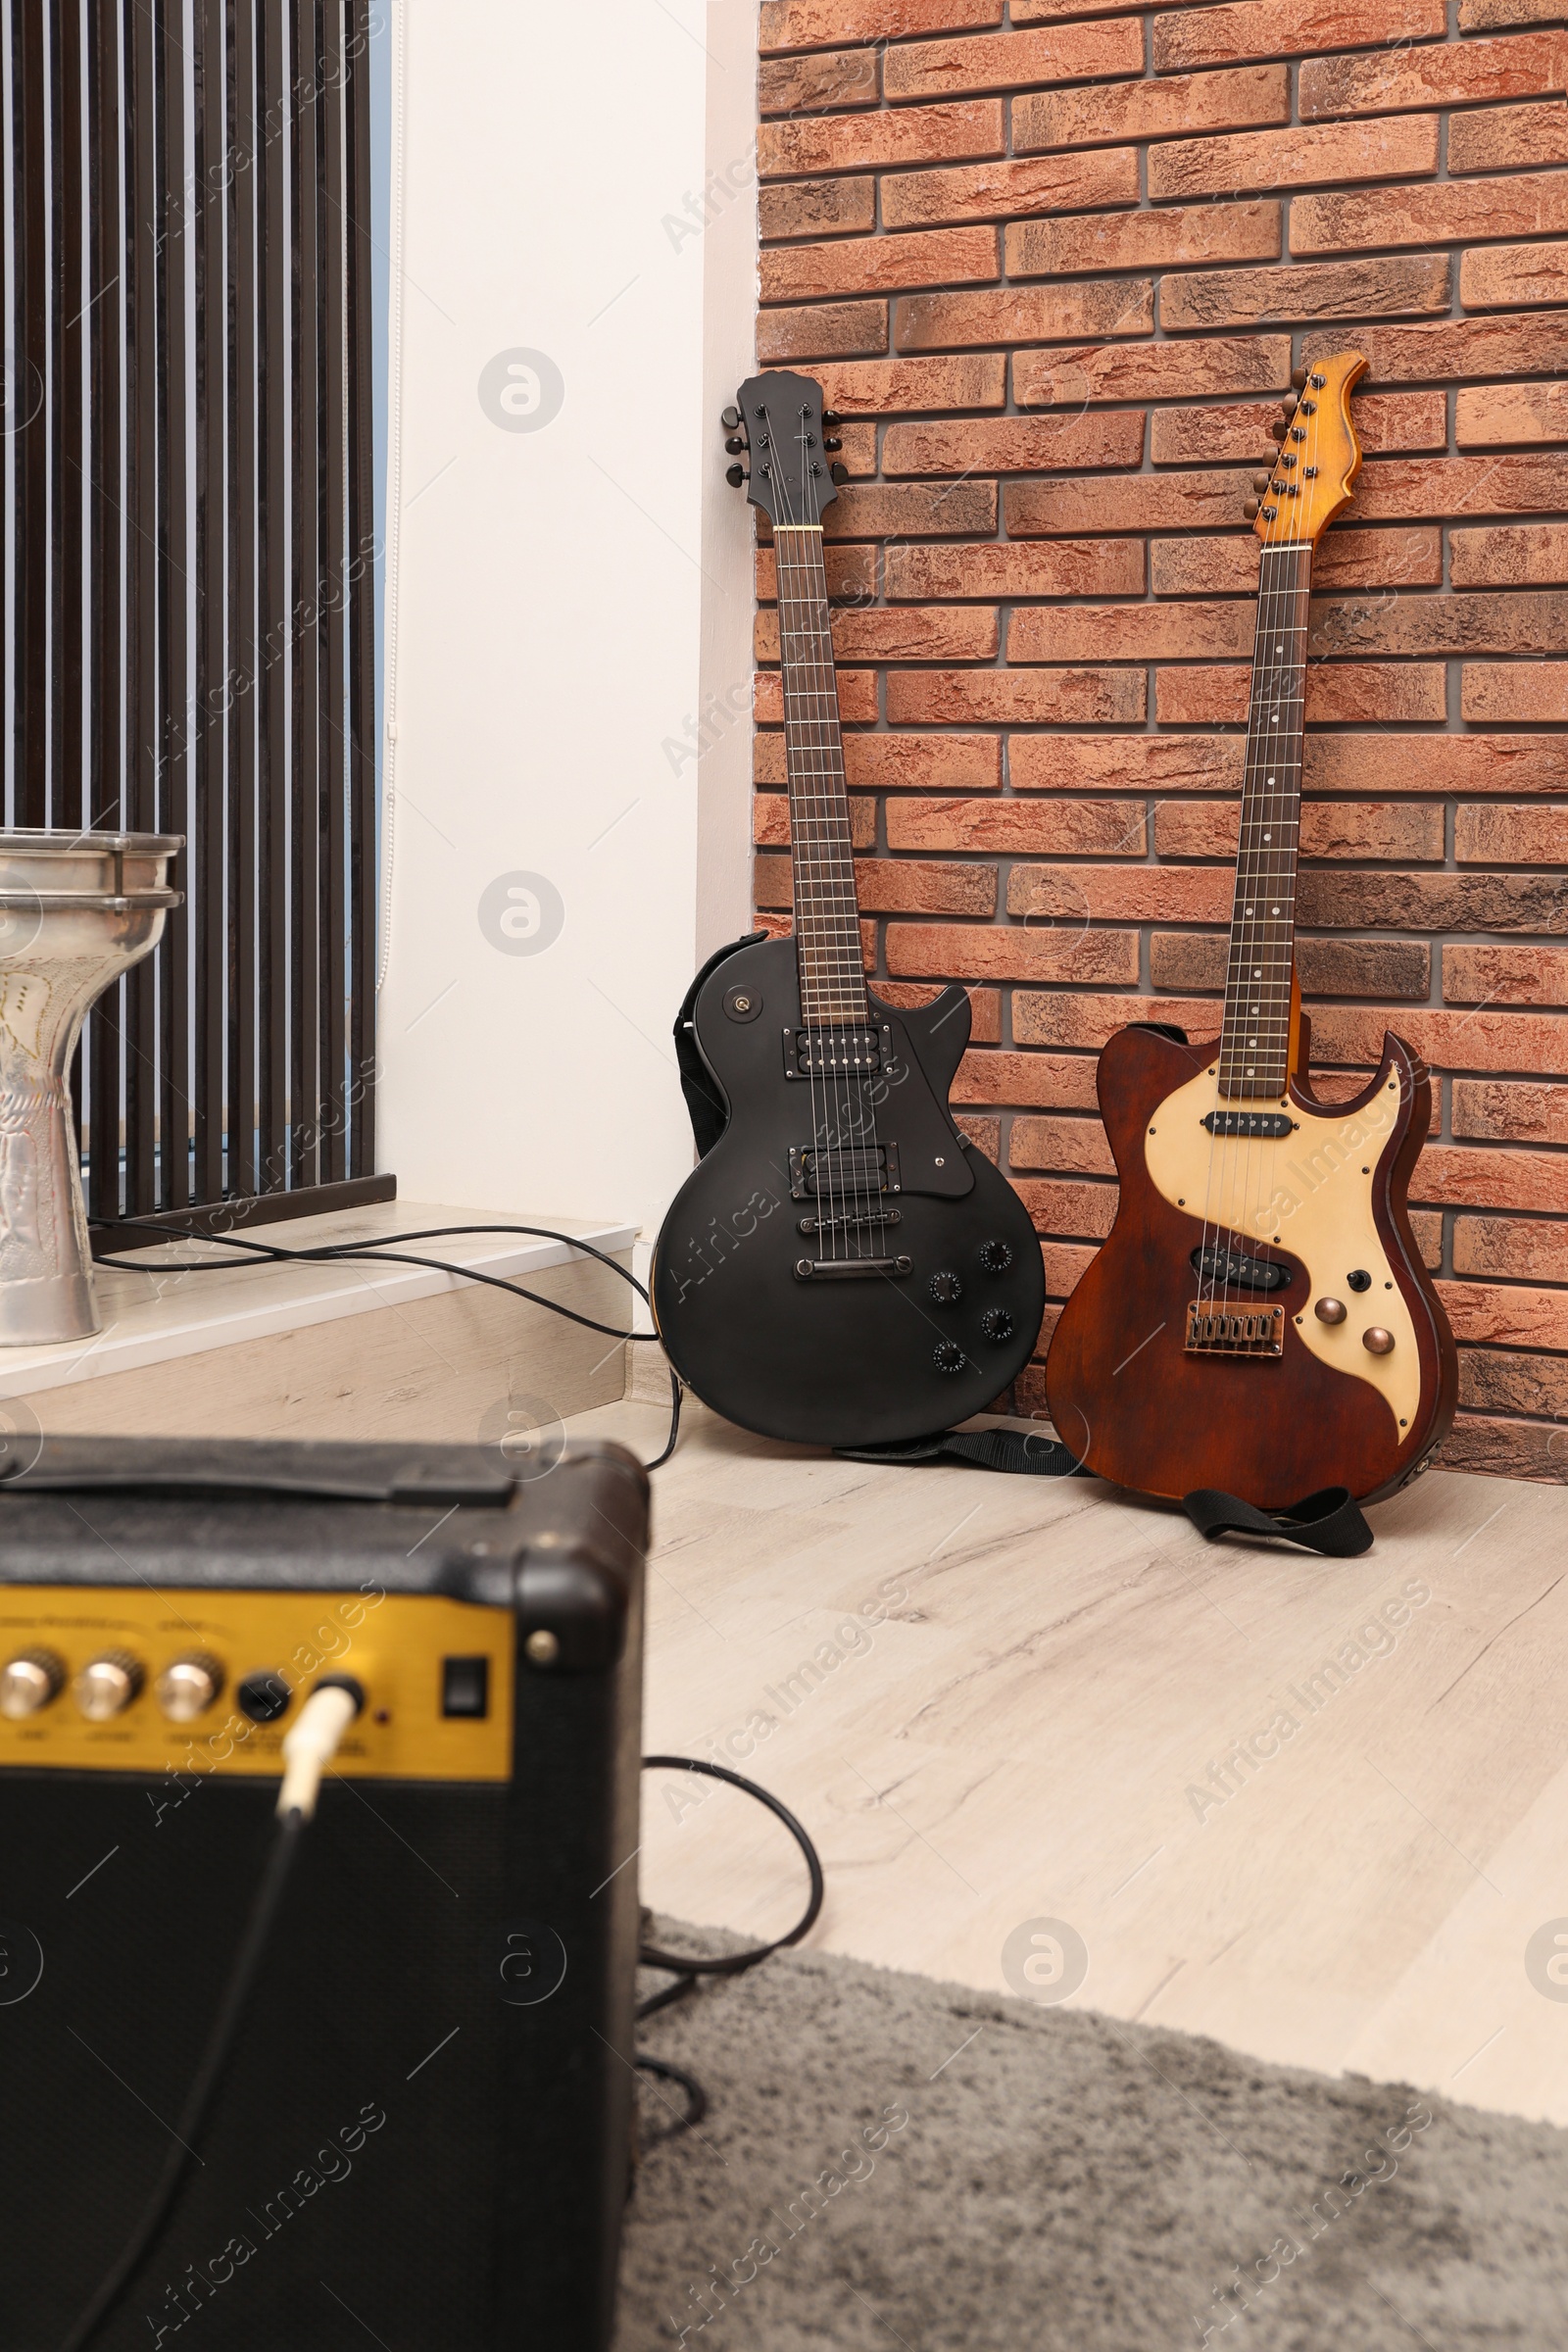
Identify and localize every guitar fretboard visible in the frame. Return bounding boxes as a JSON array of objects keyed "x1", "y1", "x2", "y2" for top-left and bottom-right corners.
[
  {"x1": 1218, "y1": 542, "x2": 1312, "y2": 1100},
  {"x1": 775, "y1": 521, "x2": 867, "y2": 1026}
]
